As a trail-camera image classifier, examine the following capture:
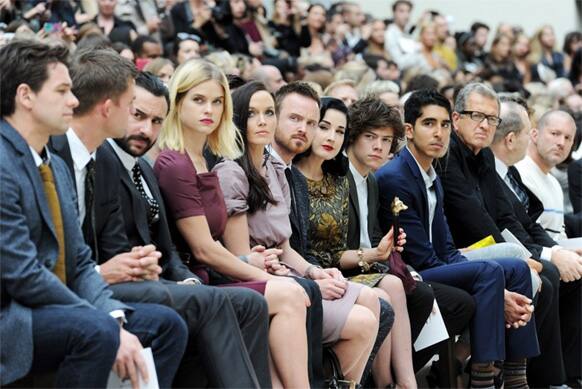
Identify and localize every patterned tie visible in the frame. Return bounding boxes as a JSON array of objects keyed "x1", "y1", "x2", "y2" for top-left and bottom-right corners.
[
  {"x1": 507, "y1": 168, "x2": 530, "y2": 212},
  {"x1": 132, "y1": 162, "x2": 160, "y2": 225},
  {"x1": 39, "y1": 163, "x2": 67, "y2": 283}
]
